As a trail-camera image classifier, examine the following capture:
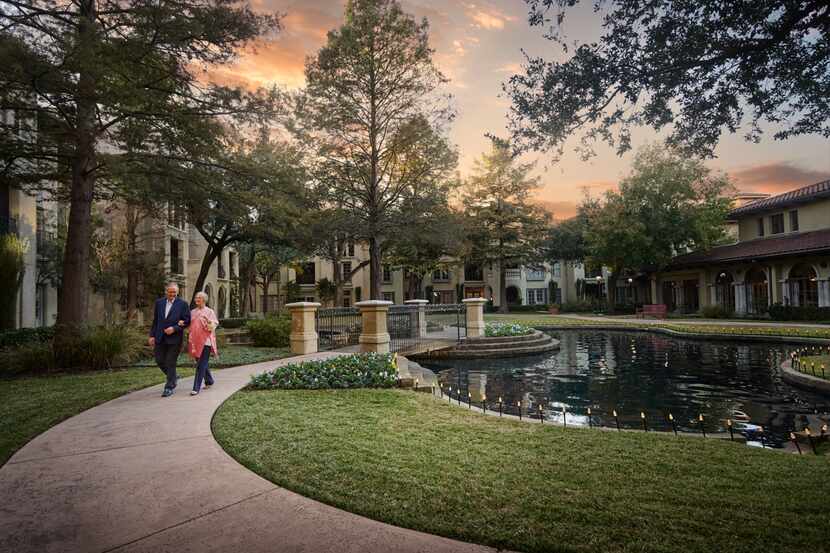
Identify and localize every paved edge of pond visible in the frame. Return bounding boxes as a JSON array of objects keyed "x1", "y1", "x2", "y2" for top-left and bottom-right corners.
[
  {"x1": 0, "y1": 353, "x2": 498, "y2": 553},
  {"x1": 533, "y1": 324, "x2": 830, "y2": 345},
  {"x1": 780, "y1": 359, "x2": 830, "y2": 396}
]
